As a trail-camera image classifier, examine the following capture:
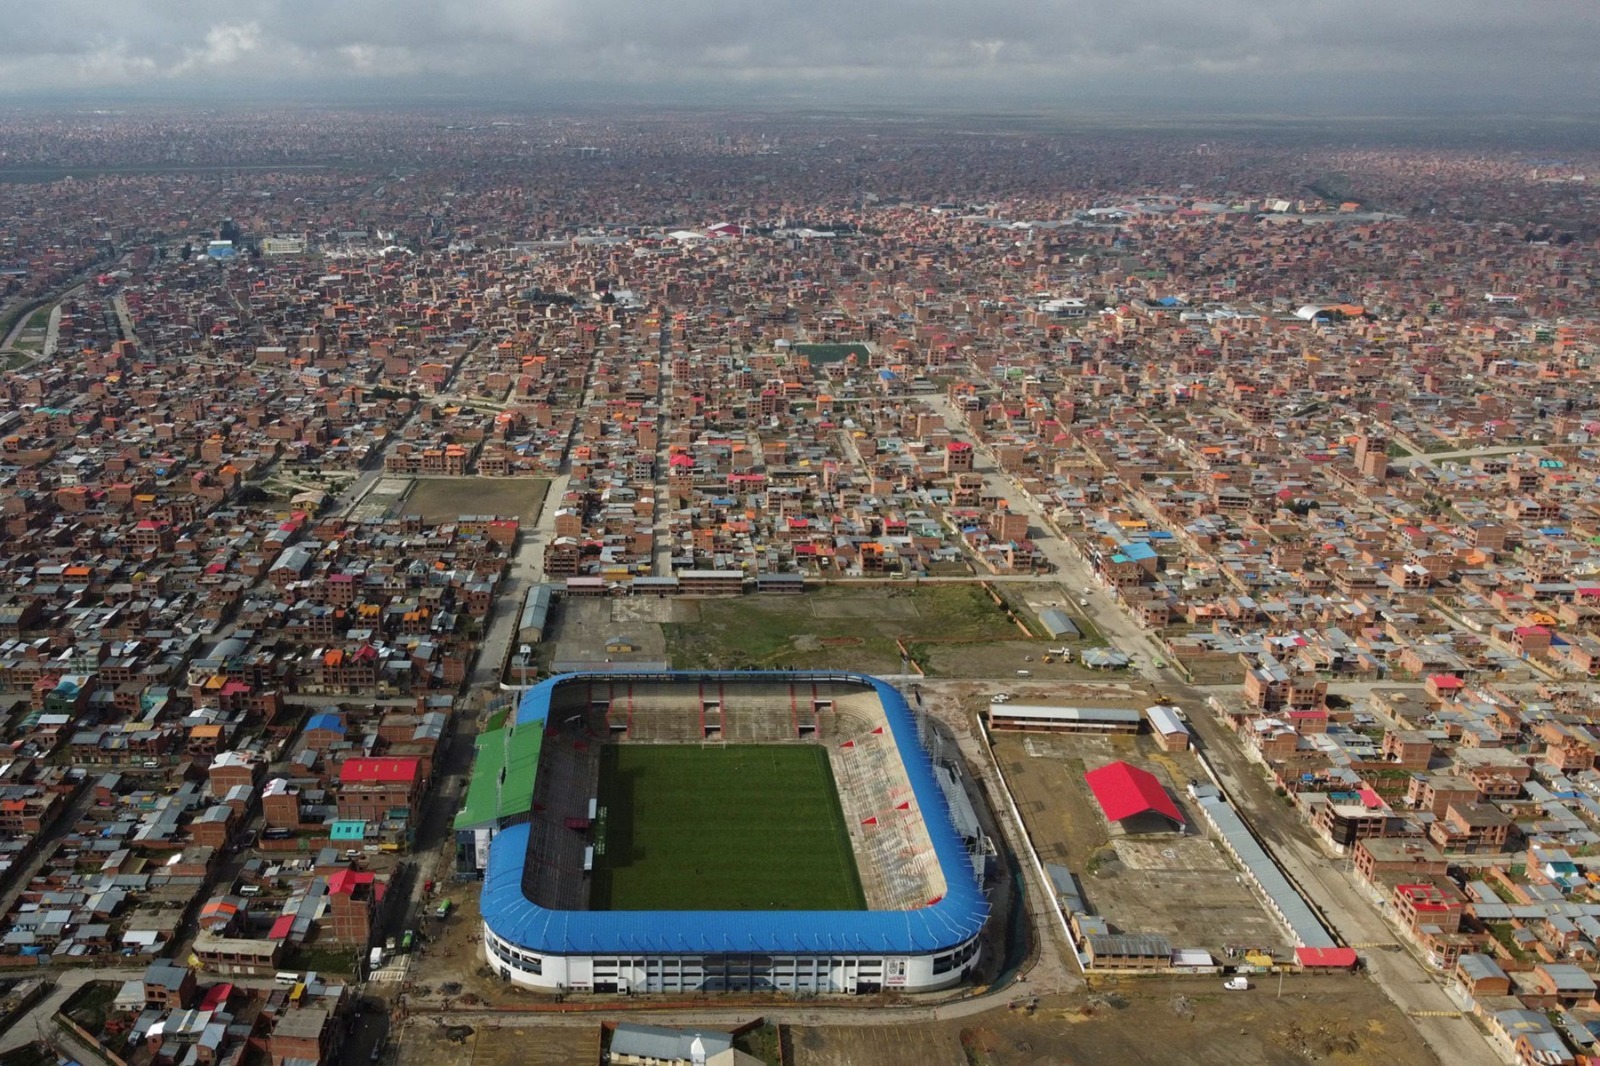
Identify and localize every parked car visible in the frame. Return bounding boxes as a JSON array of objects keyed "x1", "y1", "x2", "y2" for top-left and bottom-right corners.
[{"x1": 1223, "y1": 976, "x2": 1249, "y2": 991}]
